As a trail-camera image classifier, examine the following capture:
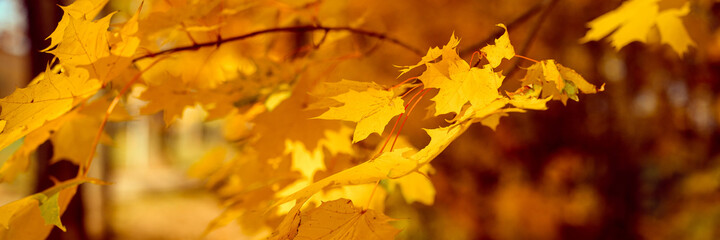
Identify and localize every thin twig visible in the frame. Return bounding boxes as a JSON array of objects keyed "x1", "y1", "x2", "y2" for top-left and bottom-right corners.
[{"x1": 133, "y1": 25, "x2": 423, "y2": 62}]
